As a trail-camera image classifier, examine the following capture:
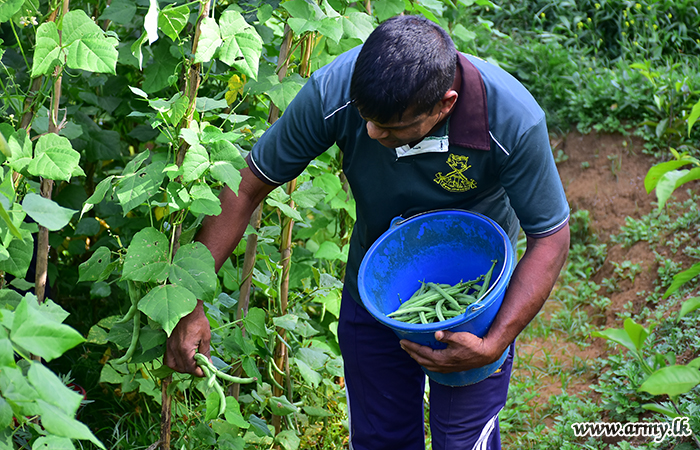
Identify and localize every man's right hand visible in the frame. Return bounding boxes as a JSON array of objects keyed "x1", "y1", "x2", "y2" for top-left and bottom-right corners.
[{"x1": 165, "y1": 299, "x2": 211, "y2": 377}]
